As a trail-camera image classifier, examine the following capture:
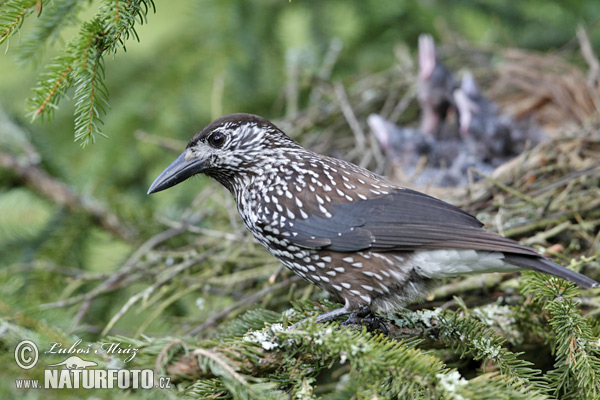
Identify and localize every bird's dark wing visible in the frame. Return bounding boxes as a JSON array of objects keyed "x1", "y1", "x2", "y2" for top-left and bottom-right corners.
[{"x1": 279, "y1": 188, "x2": 539, "y2": 256}]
